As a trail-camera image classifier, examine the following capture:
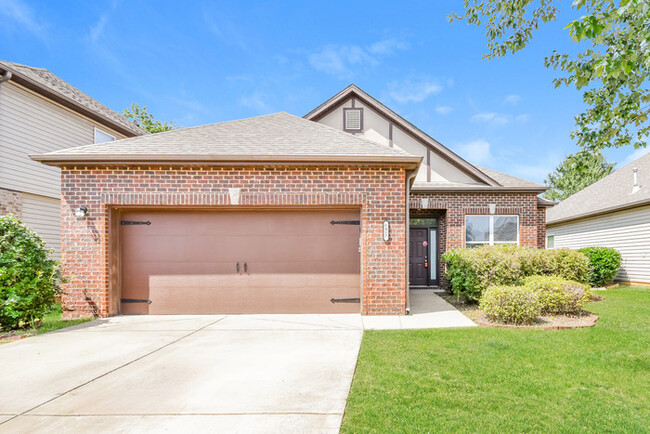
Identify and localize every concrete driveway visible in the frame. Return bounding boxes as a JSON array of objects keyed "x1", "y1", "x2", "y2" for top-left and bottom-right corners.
[{"x1": 0, "y1": 314, "x2": 363, "y2": 433}]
